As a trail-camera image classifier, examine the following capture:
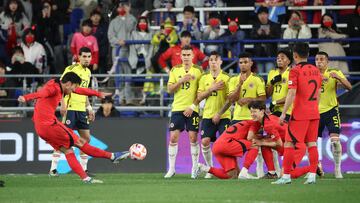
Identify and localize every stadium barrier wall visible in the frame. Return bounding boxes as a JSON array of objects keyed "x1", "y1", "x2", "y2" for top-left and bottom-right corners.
[{"x1": 0, "y1": 118, "x2": 168, "y2": 174}]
